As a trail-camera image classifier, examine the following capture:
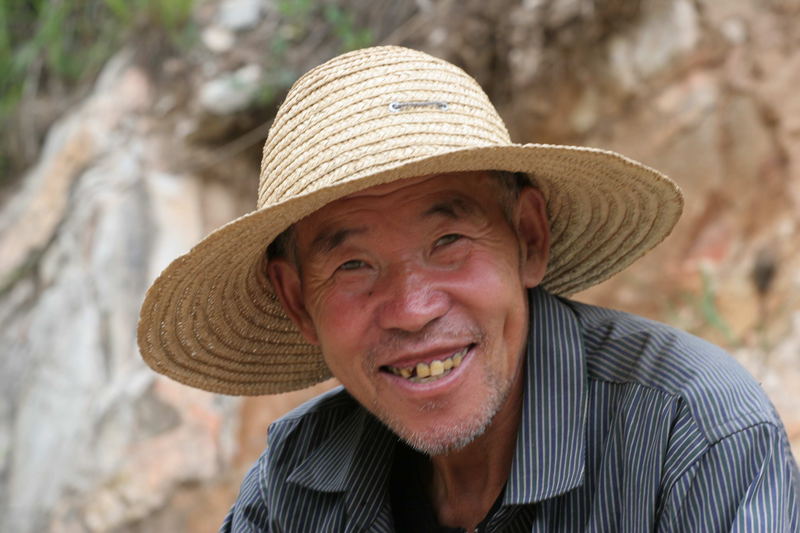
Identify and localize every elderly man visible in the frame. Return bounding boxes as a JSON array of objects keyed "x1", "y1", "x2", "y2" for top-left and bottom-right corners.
[{"x1": 138, "y1": 47, "x2": 800, "y2": 531}]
